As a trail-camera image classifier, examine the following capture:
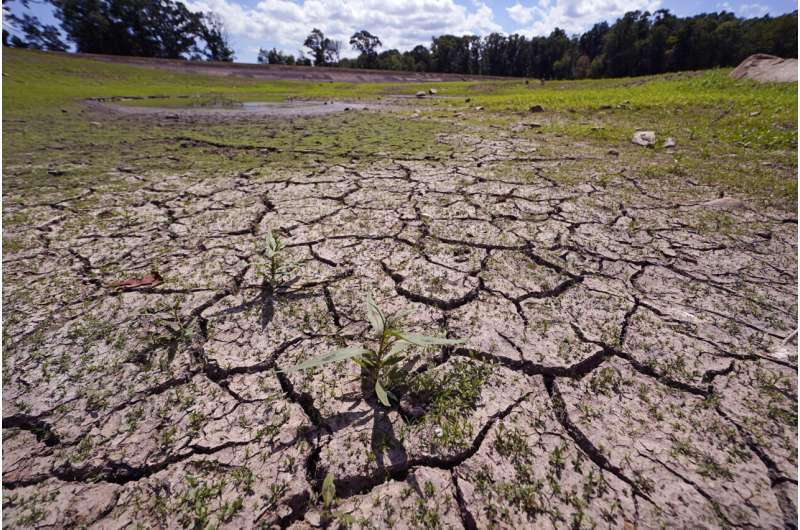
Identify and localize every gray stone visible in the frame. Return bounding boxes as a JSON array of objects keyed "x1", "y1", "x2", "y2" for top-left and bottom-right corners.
[{"x1": 631, "y1": 130, "x2": 656, "y2": 146}]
